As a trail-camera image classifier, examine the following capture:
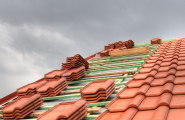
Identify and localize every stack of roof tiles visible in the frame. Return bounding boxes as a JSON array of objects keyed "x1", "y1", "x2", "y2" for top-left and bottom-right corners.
[
  {"x1": 1, "y1": 94, "x2": 43, "y2": 120},
  {"x1": 36, "y1": 78, "x2": 68, "y2": 97},
  {"x1": 80, "y1": 78, "x2": 116, "y2": 103},
  {"x1": 37, "y1": 100, "x2": 87, "y2": 120},
  {"x1": 100, "y1": 39, "x2": 134, "y2": 57},
  {"x1": 62, "y1": 54, "x2": 89, "y2": 69},
  {"x1": 45, "y1": 69, "x2": 67, "y2": 81},
  {"x1": 17, "y1": 80, "x2": 48, "y2": 97},
  {"x1": 151, "y1": 37, "x2": 162, "y2": 44},
  {"x1": 95, "y1": 39, "x2": 185, "y2": 120},
  {"x1": 62, "y1": 66, "x2": 86, "y2": 82}
]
